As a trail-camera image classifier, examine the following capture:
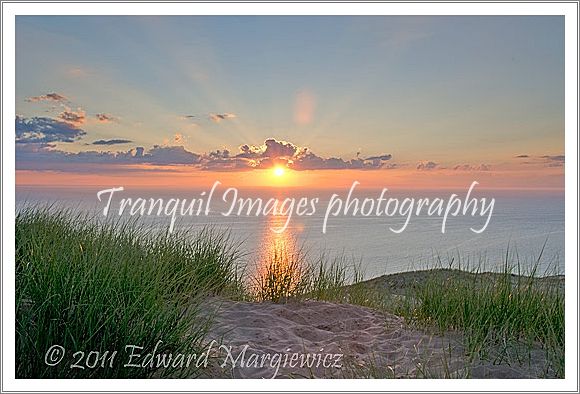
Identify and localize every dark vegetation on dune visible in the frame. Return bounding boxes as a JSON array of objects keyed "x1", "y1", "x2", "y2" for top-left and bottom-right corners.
[{"x1": 16, "y1": 207, "x2": 241, "y2": 378}]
